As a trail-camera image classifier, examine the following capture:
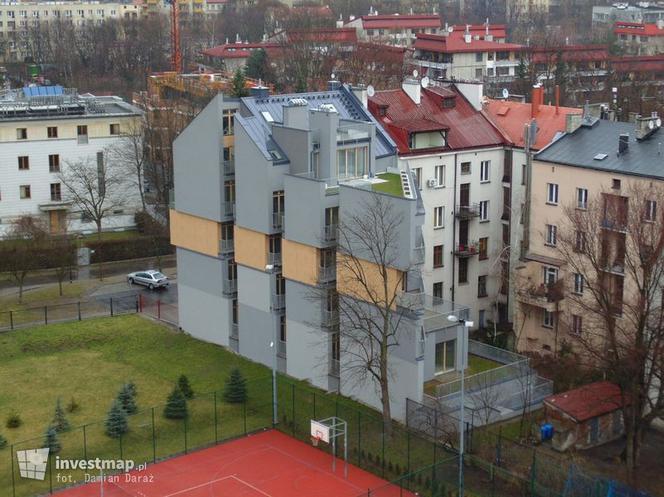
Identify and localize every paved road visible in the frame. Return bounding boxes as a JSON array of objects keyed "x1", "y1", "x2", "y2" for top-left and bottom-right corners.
[{"x1": 90, "y1": 280, "x2": 179, "y2": 305}]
